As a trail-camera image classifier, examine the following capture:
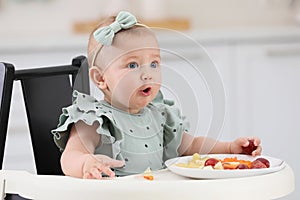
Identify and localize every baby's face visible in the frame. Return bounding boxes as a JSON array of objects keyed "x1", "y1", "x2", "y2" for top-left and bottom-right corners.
[{"x1": 97, "y1": 29, "x2": 161, "y2": 113}]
